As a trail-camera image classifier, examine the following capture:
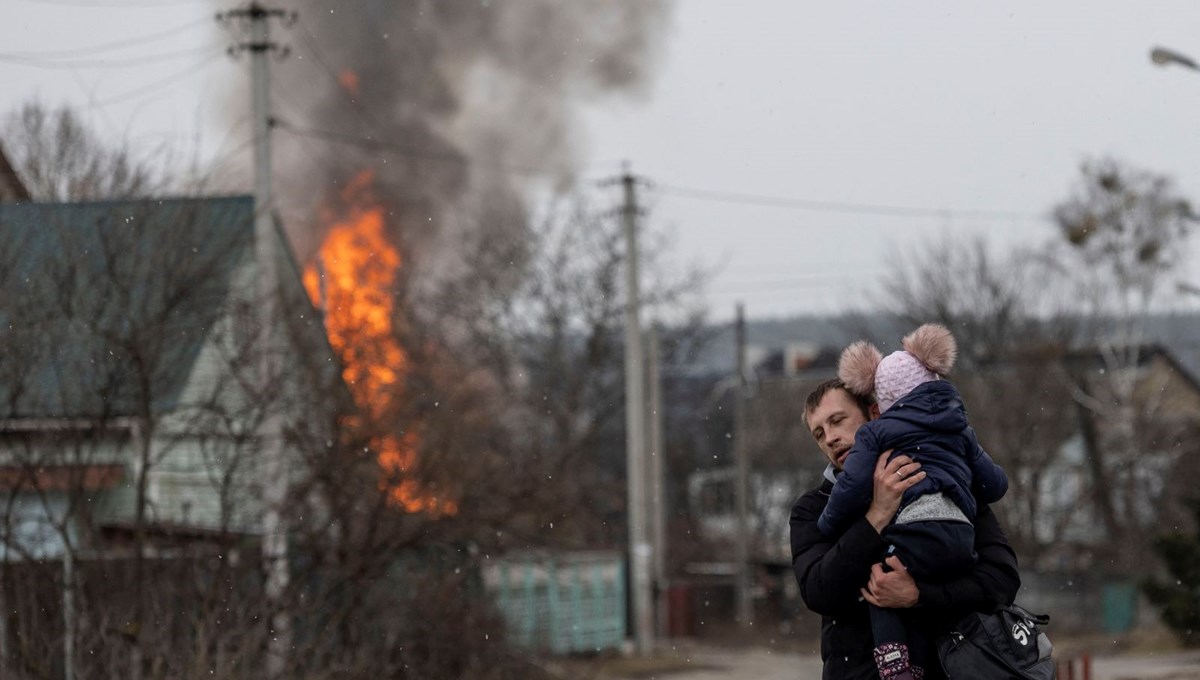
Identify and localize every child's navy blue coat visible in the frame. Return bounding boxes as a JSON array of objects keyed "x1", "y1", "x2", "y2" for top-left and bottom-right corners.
[{"x1": 817, "y1": 380, "x2": 1008, "y2": 537}]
